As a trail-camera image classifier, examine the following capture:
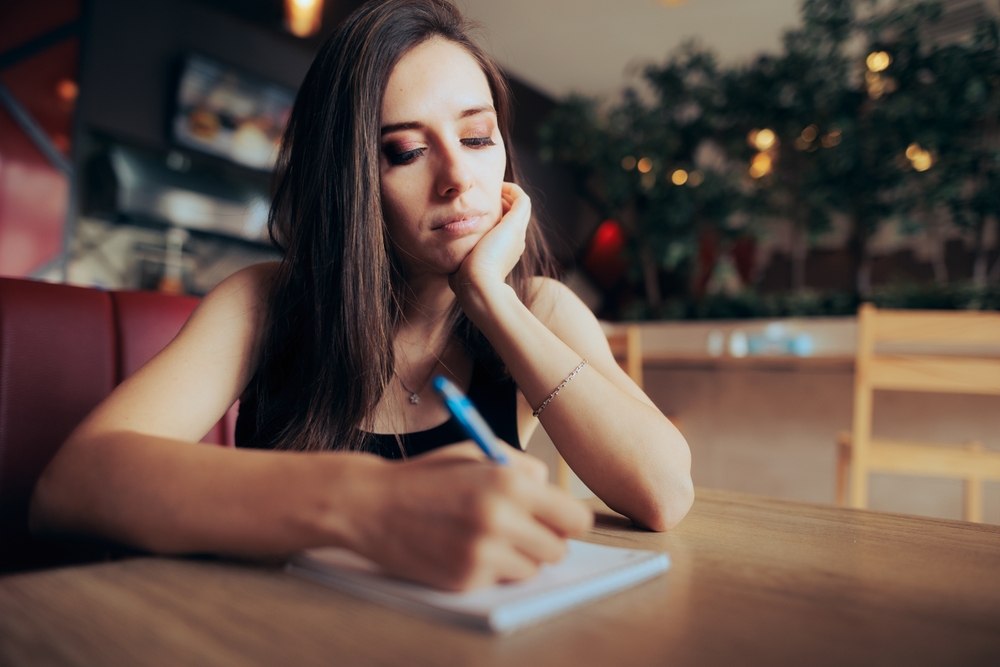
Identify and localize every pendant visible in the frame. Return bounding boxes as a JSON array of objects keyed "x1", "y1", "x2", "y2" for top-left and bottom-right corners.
[{"x1": 408, "y1": 392, "x2": 420, "y2": 405}]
